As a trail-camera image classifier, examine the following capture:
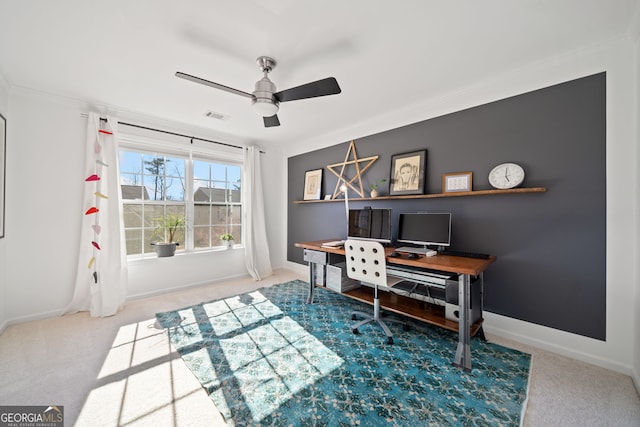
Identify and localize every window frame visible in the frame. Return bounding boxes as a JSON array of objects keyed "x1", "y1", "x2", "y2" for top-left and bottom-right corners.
[{"x1": 119, "y1": 133, "x2": 244, "y2": 259}]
